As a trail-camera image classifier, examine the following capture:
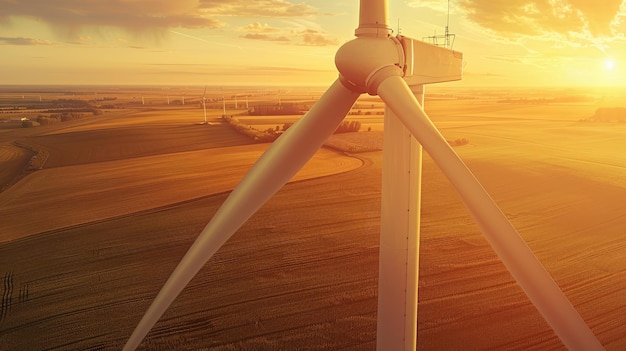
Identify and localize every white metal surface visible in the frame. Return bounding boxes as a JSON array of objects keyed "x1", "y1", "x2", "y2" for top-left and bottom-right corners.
[
  {"x1": 377, "y1": 84, "x2": 423, "y2": 351},
  {"x1": 374, "y1": 29, "x2": 463, "y2": 350},
  {"x1": 122, "y1": 79, "x2": 360, "y2": 351},
  {"x1": 356, "y1": 0, "x2": 392, "y2": 37},
  {"x1": 377, "y1": 75, "x2": 604, "y2": 351},
  {"x1": 400, "y1": 35, "x2": 463, "y2": 85},
  {"x1": 124, "y1": 1, "x2": 605, "y2": 350}
]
